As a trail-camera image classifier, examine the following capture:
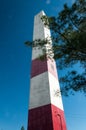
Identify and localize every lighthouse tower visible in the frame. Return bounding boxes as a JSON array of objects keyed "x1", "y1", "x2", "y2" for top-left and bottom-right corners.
[{"x1": 28, "y1": 11, "x2": 67, "y2": 130}]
